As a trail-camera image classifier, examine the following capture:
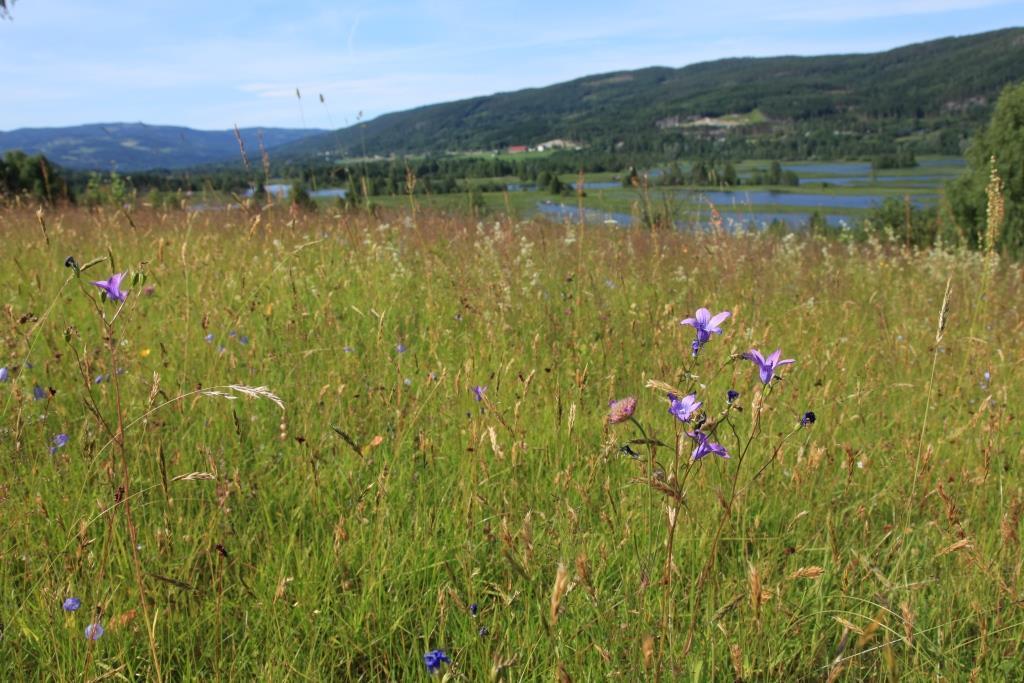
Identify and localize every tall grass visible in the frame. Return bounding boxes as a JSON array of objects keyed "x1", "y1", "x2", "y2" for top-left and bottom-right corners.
[{"x1": 0, "y1": 204, "x2": 1020, "y2": 680}]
